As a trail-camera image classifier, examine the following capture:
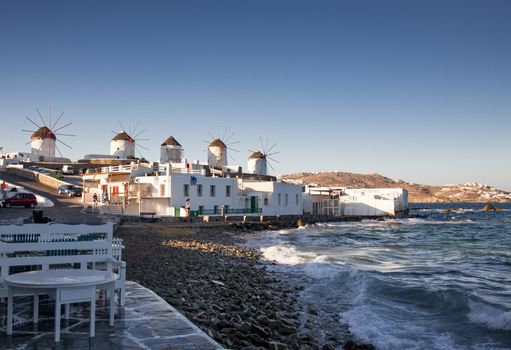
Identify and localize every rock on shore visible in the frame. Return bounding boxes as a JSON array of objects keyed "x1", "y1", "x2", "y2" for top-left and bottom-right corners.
[{"x1": 117, "y1": 222, "x2": 373, "y2": 349}]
